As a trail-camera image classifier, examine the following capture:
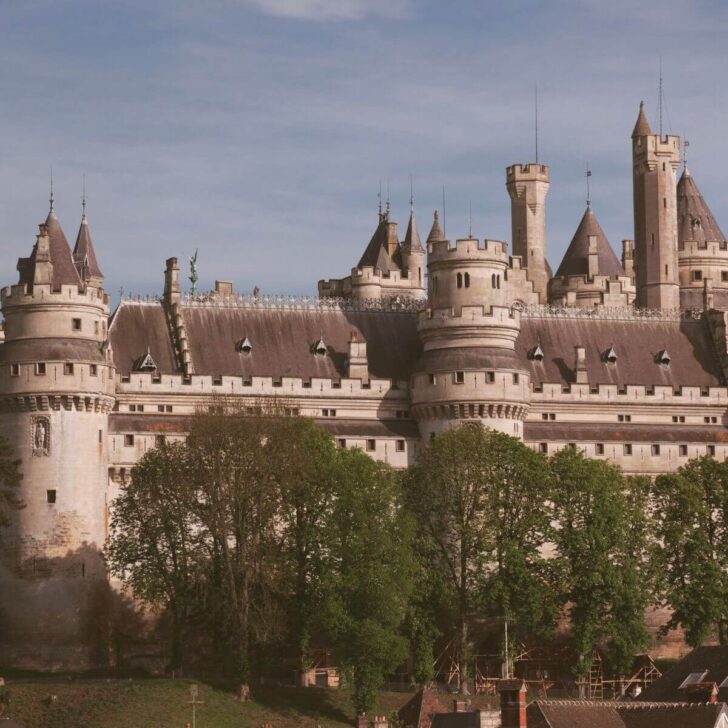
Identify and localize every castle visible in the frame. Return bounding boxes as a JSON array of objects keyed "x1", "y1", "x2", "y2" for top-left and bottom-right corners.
[{"x1": 1, "y1": 102, "x2": 728, "y2": 670}]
